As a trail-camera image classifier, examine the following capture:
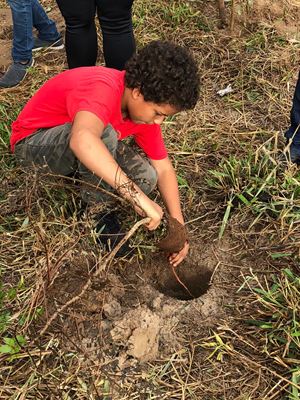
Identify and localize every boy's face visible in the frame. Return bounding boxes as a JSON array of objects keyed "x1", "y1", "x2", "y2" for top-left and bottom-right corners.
[{"x1": 127, "y1": 88, "x2": 178, "y2": 125}]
